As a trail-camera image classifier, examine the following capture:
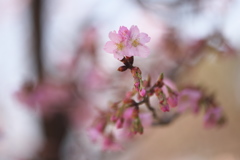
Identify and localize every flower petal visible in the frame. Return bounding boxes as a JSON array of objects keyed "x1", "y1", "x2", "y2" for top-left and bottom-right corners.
[
  {"x1": 130, "y1": 25, "x2": 140, "y2": 39},
  {"x1": 104, "y1": 41, "x2": 116, "y2": 53},
  {"x1": 113, "y1": 51, "x2": 124, "y2": 60},
  {"x1": 118, "y1": 26, "x2": 129, "y2": 39},
  {"x1": 109, "y1": 31, "x2": 122, "y2": 43},
  {"x1": 139, "y1": 33, "x2": 151, "y2": 43},
  {"x1": 136, "y1": 45, "x2": 150, "y2": 58}
]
